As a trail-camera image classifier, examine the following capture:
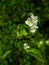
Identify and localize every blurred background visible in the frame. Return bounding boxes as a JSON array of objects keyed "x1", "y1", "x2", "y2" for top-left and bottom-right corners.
[{"x1": 0, "y1": 0, "x2": 49, "y2": 65}]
